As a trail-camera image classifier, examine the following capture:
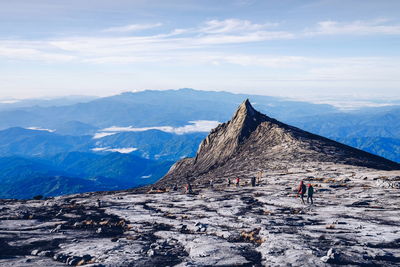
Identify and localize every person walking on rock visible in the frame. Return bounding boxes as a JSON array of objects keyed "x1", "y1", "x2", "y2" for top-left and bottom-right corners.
[
  {"x1": 297, "y1": 180, "x2": 307, "y2": 204},
  {"x1": 185, "y1": 183, "x2": 193, "y2": 194},
  {"x1": 251, "y1": 176, "x2": 256, "y2": 187},
  {"x1": 307, "y1": 184, "x2": 314, "y2": 204},
  {"x1": 209, "y1": 179, "x2": 214, "y2": 188},
  {"x1": 235, "y1": 177, "x2": 240, "y2": 187},
  {"x1": 227, "y1": 178, "x2": 231, "y2": 187}
]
